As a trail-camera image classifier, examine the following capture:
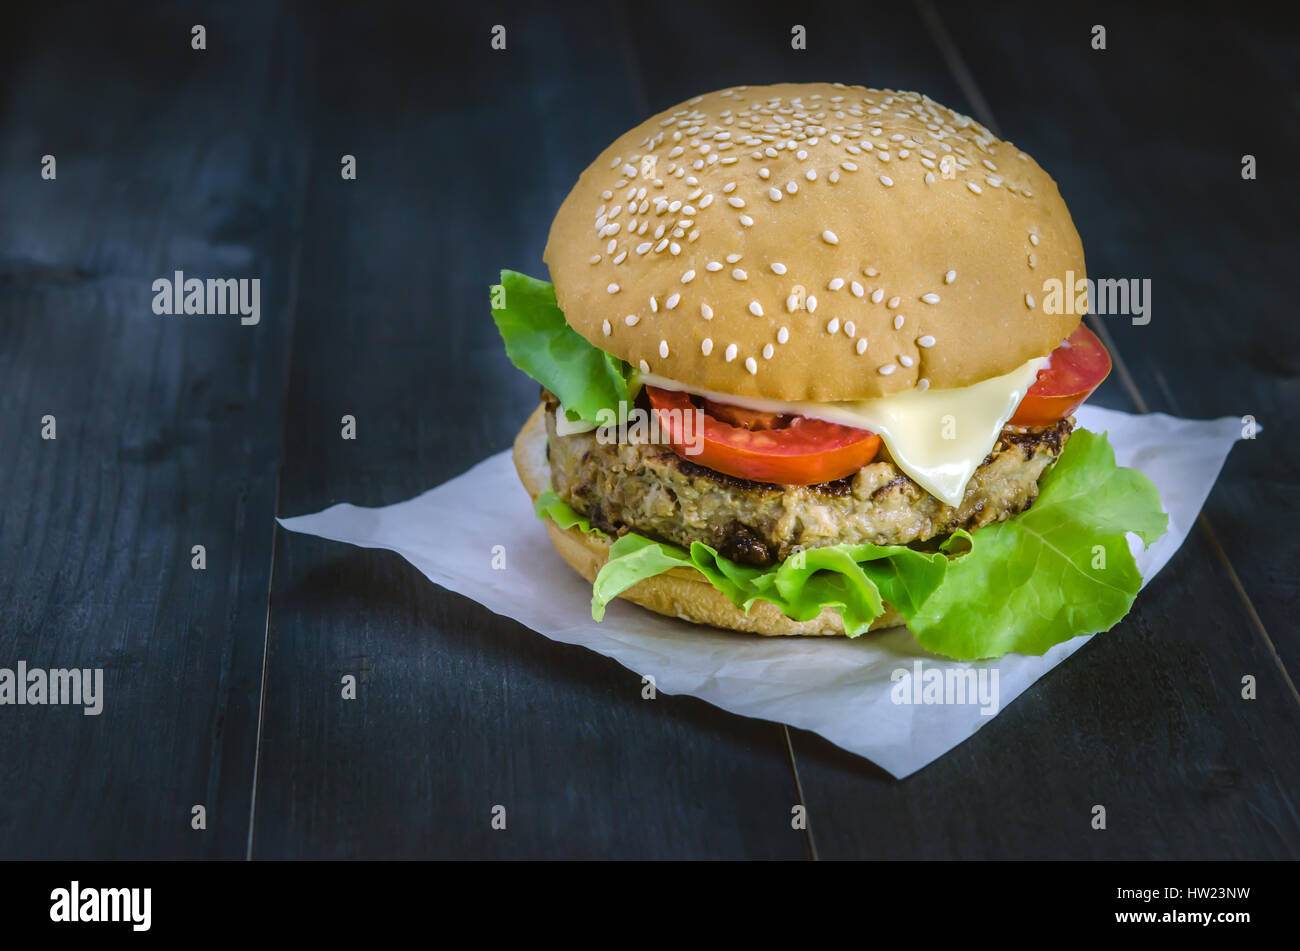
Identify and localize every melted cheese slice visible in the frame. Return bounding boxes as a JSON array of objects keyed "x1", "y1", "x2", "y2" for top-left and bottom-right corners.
[{"x1": 641, "y1": 357, "x2": 1047, "y2": 507}]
